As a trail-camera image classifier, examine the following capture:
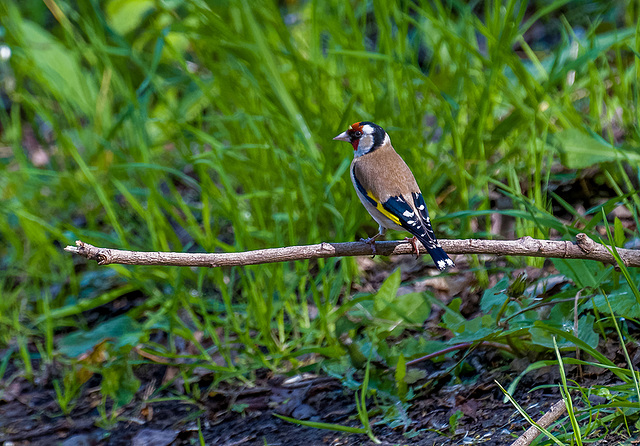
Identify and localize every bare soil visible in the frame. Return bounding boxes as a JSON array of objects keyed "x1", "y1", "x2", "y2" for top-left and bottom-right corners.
[{"x1": 1, "y1": 344, "x2": 634, "y2": 446}]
